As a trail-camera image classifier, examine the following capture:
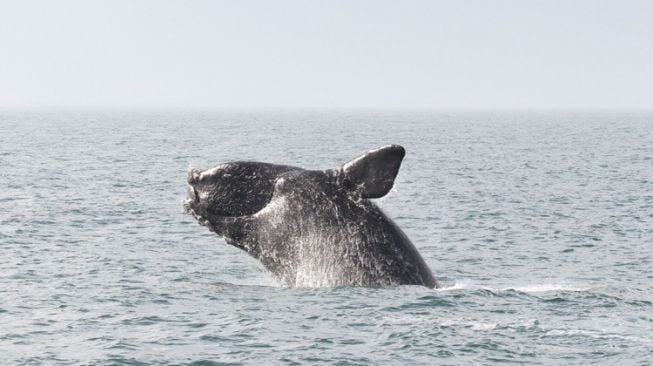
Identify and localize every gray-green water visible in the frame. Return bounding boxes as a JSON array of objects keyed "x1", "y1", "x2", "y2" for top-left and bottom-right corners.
[{"x1": 1, "y1": 110, "x2": 652, "y2": 365}]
